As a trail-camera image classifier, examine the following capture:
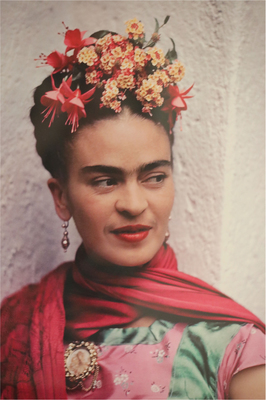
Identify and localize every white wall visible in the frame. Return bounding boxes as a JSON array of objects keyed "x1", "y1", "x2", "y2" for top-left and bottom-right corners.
[{"x1": 1, "y1": 1, "x2": 264, "y2": 321}]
